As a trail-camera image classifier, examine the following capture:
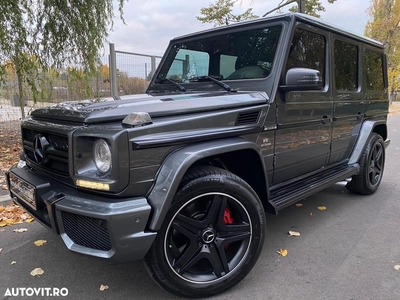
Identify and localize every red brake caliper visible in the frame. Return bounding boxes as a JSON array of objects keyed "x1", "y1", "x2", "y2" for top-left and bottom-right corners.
[{"x1": 223, "y1": 207, "x2": 234, "y2": 249}]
